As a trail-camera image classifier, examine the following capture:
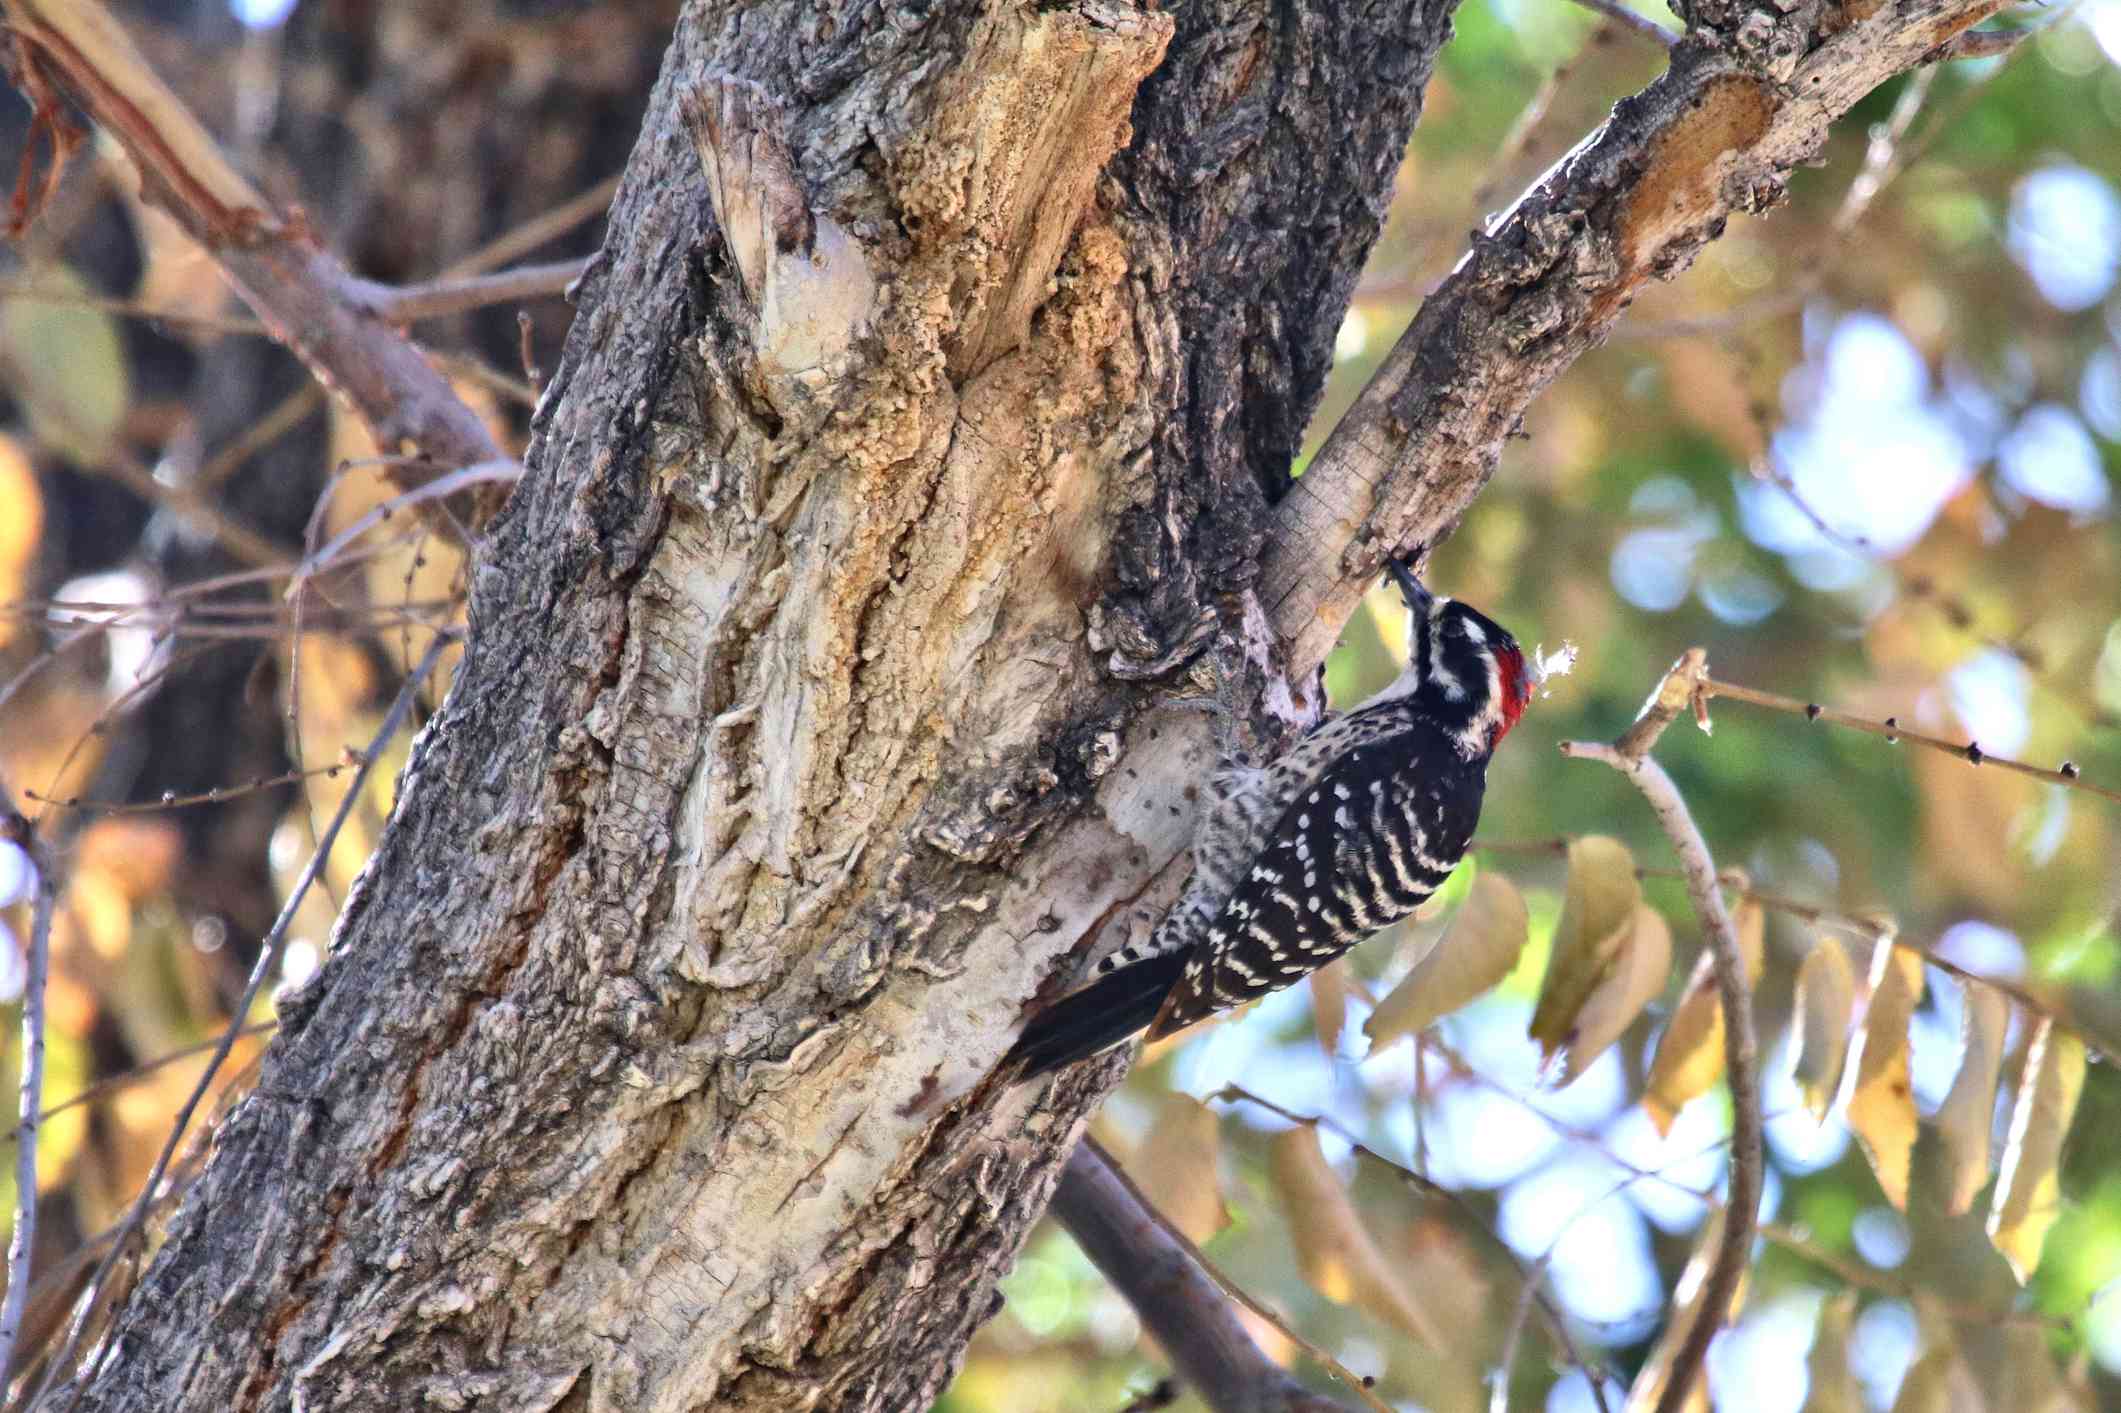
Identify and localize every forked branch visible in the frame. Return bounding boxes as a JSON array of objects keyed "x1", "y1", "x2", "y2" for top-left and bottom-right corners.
[
  {"x1": 1560, "y1": 652, "x2": 1763, "y2": 1413},
  {"x1": 1, "y1": 0, "x2": 512, "y2": 518}
]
